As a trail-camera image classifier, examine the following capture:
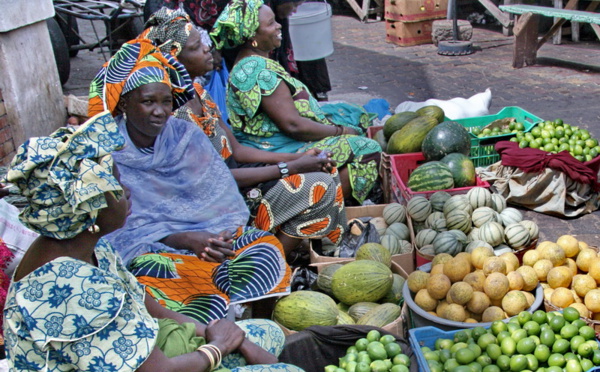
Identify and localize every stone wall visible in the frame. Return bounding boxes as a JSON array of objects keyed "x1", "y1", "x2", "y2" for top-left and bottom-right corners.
[{"x1": 0, "y1": 88, "x2": 15, "y2": 165}]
